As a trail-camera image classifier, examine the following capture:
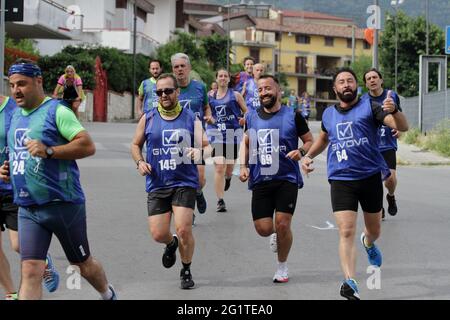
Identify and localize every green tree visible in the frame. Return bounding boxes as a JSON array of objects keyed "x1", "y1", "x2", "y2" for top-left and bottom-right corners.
[
  {"x1": 350, "y1": 54, "x2": 372, "y2": 94},
  {"x1": 201, "y1": 34, "x2": 229, "y2": 70},
  {"x1": 380, "y1": 11, "x2": 445, "y2": 97},
  {"x1": 156, "y1": 31, "x2": 214, "y2": 86},
  {"x1": 6, "y1": 36, "x2": 39, "y2": 56}
]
